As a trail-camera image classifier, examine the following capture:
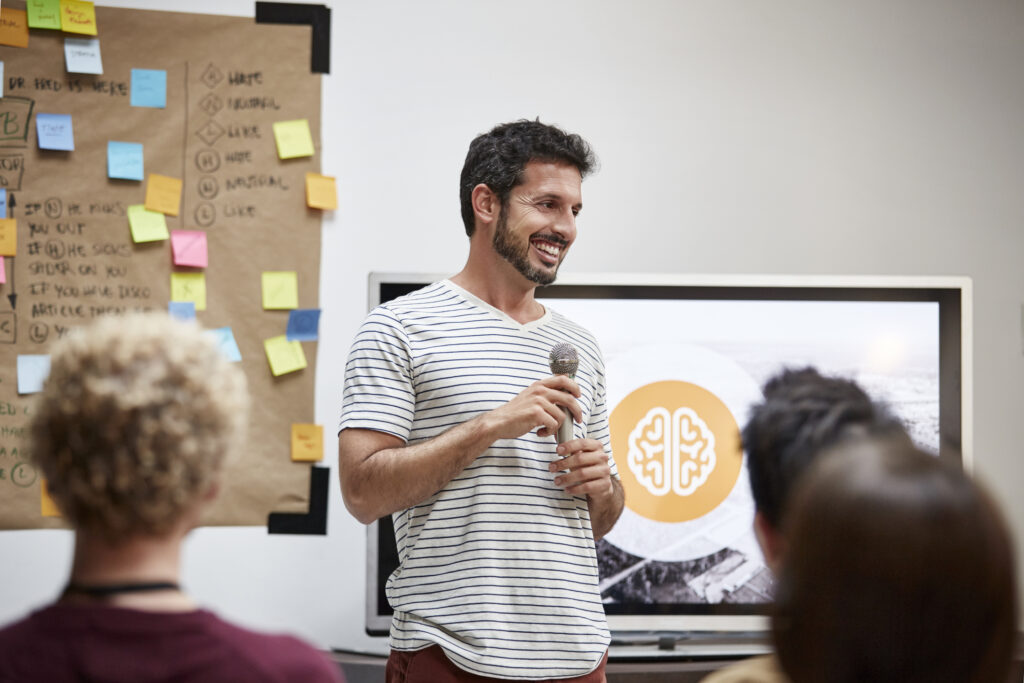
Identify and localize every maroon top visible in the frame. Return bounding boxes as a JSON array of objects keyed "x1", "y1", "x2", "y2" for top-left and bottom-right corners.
[{"x1": 0, "y1": 603, "x2": 345, "y2": 682}]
